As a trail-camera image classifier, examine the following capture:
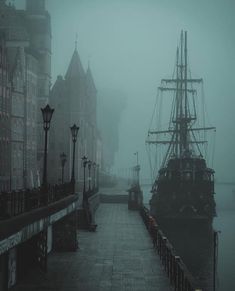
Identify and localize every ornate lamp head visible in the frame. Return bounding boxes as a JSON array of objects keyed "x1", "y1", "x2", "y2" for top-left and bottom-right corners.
[
  {"x1": 70, "y1": 124, "x2": 79, "y2": 142},
  {"x1": 41, "y1": 104, "x2": 54, "y2": 130}
]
